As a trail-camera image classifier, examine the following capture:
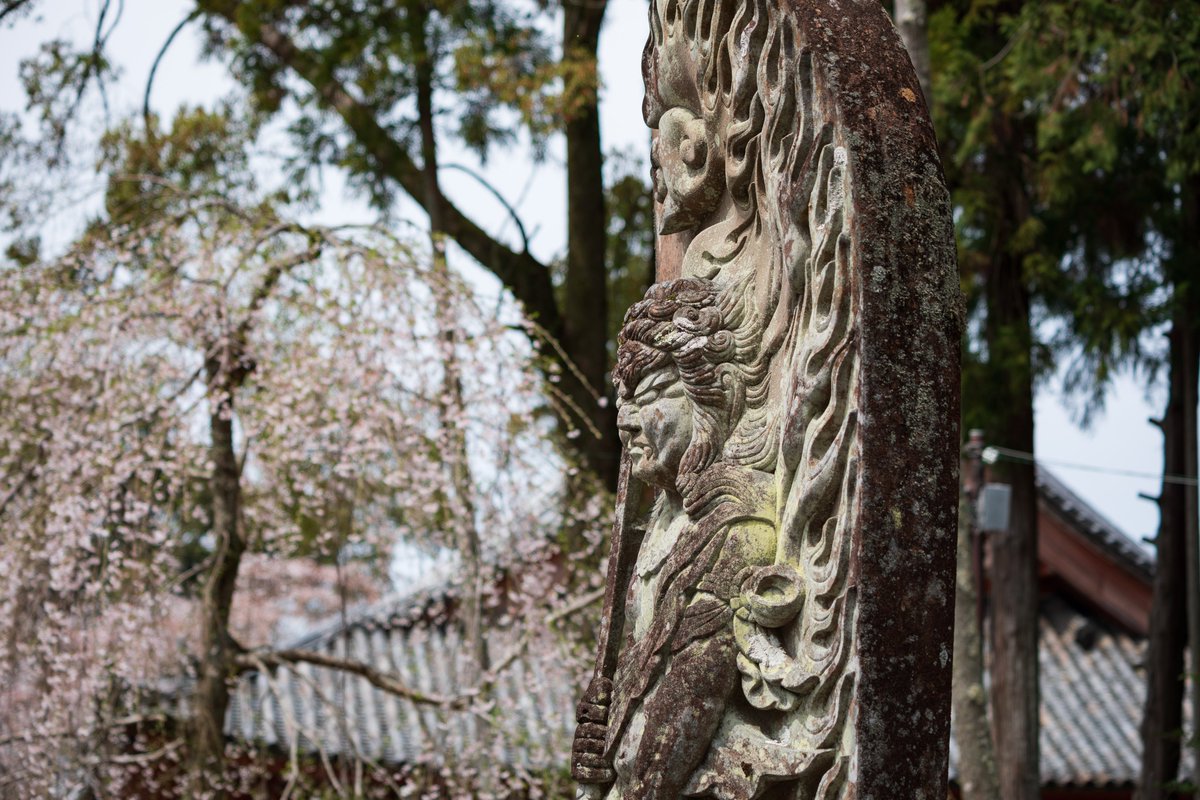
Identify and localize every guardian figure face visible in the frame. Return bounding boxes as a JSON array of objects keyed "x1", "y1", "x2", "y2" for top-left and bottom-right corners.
[{"x1": 616, "y1": 366, "x2": 693, "y2": 490}]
